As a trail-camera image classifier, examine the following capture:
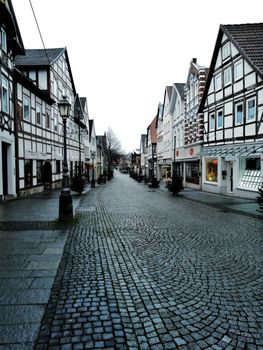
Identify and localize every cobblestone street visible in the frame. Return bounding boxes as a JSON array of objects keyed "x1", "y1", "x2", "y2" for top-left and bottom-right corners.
[{"x1": 32, "y1": 172, "x2": 263, "y2": 350}]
